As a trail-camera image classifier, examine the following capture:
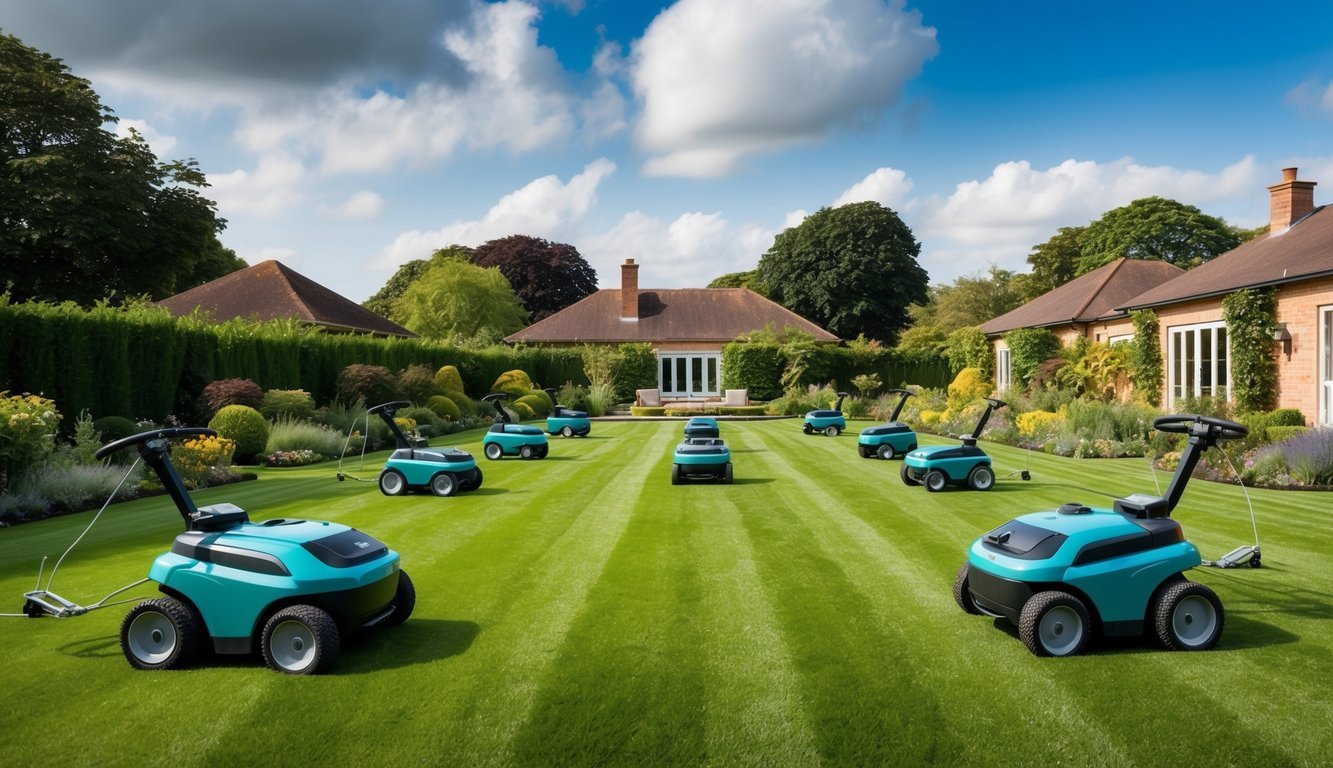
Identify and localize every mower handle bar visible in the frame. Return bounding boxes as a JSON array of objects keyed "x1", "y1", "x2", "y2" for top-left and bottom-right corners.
[
  {"x1": 1153, "y1": 414, "x2": 1248, "y2": 440},
  {"x1": 985, "y1": 397, "x2": 1007, "y2": 409},
  {"x1": 481, "y1": 393, "x2": 510, "y2": 402},
  {"x1": 367, "y1": 400, "x2": 412, "y2": 416},
  {"x1": 95, "y1": 427, "x2": 217, "y2": 460},
  {"x1": 885, "y1": 388, "x2": 914, "y2": 397}
]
